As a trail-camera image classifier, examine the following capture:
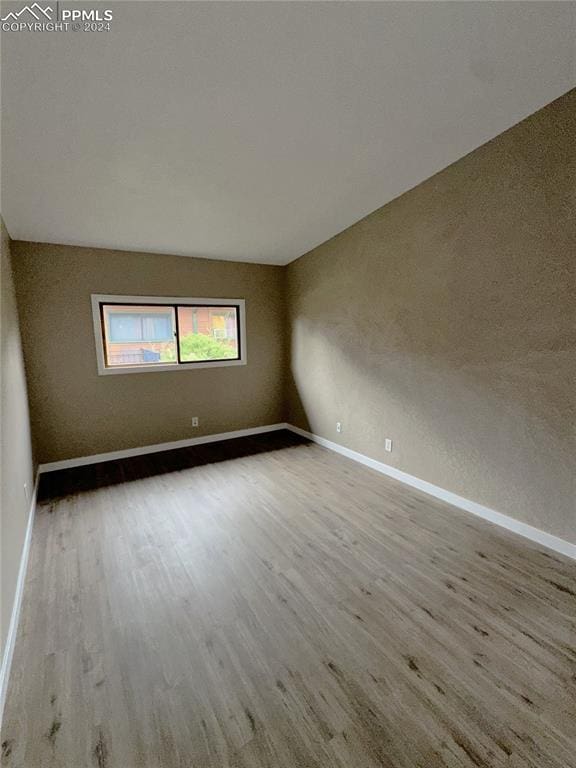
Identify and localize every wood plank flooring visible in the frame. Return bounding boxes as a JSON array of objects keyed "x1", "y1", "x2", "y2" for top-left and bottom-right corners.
[{"x1": 2, "y1": 430, "x2": 575, "y2": 767}]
